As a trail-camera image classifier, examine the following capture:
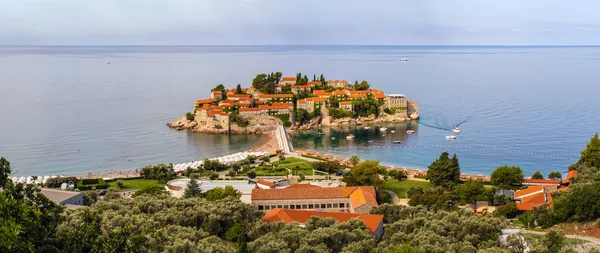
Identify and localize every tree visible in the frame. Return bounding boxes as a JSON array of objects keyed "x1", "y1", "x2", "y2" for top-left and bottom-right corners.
[
  {"x1": 505, "y1": 234, "x2": 526, "y2": 253},
  {"x1": 354, "y1": 80, "x2": 371, "y2": 90},
  {"x1": 311, "y1": 161, "x2": 341, "y2": 174},
  {"x1": 349, "y1": 155, "x2": 360, "y2": 166},
  {"x1": 579, "y1": 133, "x2": 600, "y2": 168},
  {"x1": 543, "y1": 230, "x2": 565, "y2": 253},
  {"x1": 426, "y1": 152, "x2": 461, "y2": 188},
  {"x1": 140, "y1": 163, "x2": 177, "y2": 183},
  {"x1": 548, "y1": 171, "x2": 562, "y2": 180},
  {"x1": 205, "y1": 185, "x2": 242, "y2": 201},
  {"x1": 247, "y1": 169, "x2": 257, "y2": 179},
  {"x1": 531, "y1": 171, "x2": 544, "y2": 180},
  {"x1": 186, "y1": 112, "x2": 195, "y2": 121},
  {"x1": 183, "y1": 178, "x2": 203, "y2": 198},
  {"x1": 228, "y1": 168, "x2": 237, "y2": 177},
  {"x1": 342, "y1": 160, "x2": 384, "y2": 188},
  {"x1": 490, "y1": 166, "x2": 524, "y2": 188},
  {"x1": 494, "y1": 202, "x2": 519, "y2": 218},
  {"x1": 0, "y1": 157, "x2": 11, "y2": 188},
  {"x1": 211, "y1": 84, "x2": 225, "y2": 92},
  {"x1": 82, "y1": 191, "x2": 98, "y2": 206},
  {"x1": 453, "y1": 179, "x2": 486, "y2": 204},
  {"x1": 235, "y1": 84, "x2": 243, "y2": 94}
]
